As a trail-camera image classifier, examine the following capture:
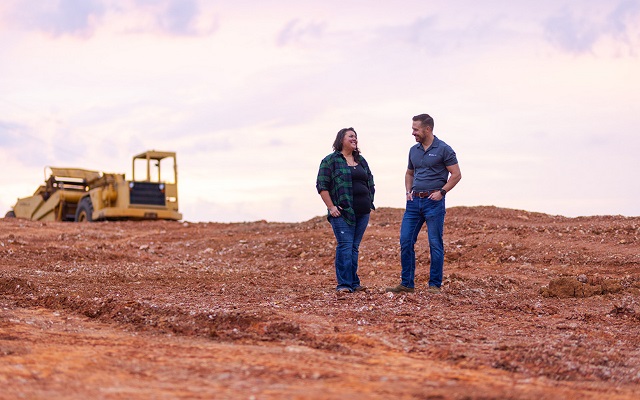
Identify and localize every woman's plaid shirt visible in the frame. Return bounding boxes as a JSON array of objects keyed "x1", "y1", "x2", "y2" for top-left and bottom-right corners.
[{"x1": 316, "y1": 151, "x2": 375, "y2": 226}]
